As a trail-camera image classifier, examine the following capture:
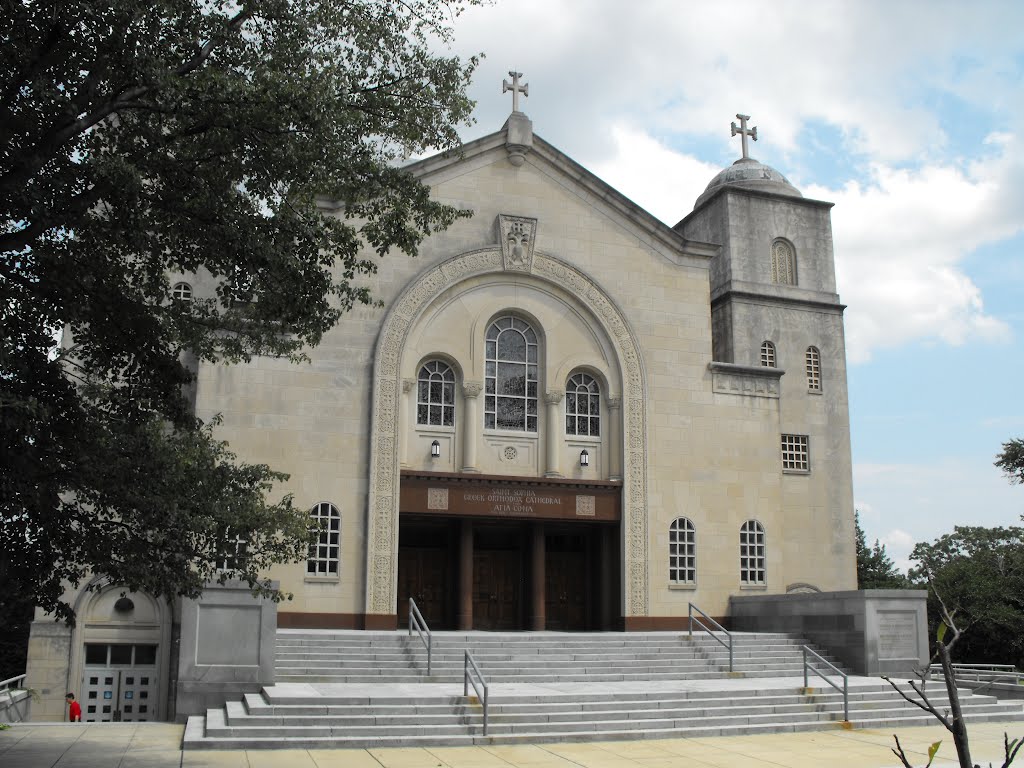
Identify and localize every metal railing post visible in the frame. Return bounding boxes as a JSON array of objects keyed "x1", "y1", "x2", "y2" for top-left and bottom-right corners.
[
  {"x1": 408, "y1": 598, "x2": 433, "y2": 676},
  {"x1": 801, "y1": 644, "x2": 849, "y2": 722},
  {"x1": 687, "y1": 603, "x2": 734, "y2": 673},
  {"x1": 464, "y1": 650, "x2": 490, "y2": 737}
]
